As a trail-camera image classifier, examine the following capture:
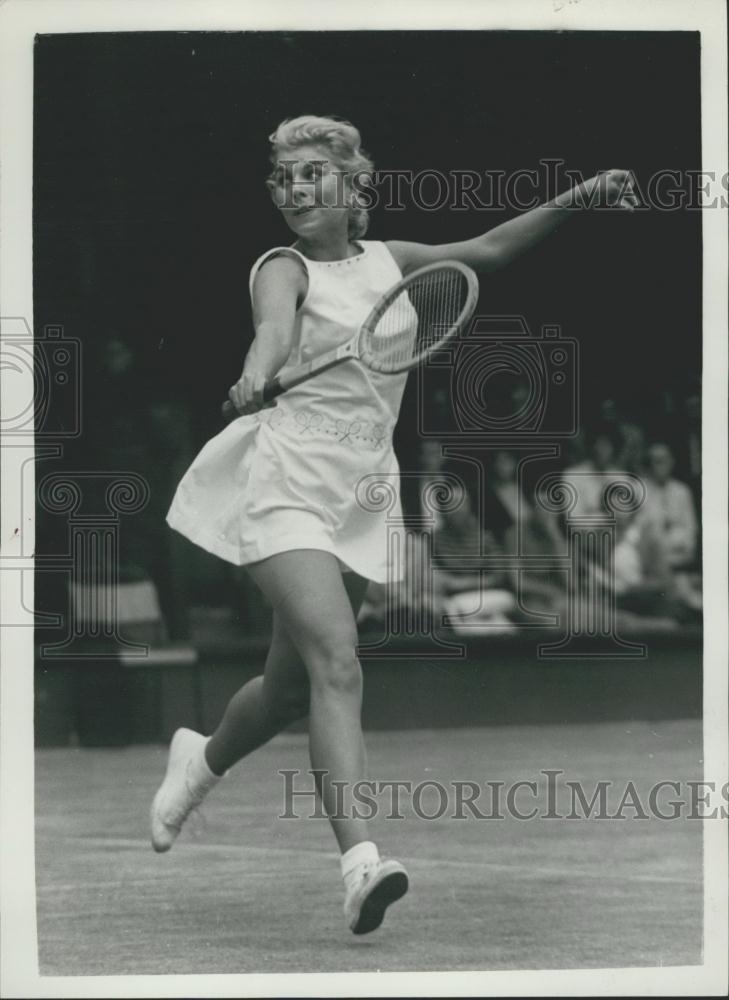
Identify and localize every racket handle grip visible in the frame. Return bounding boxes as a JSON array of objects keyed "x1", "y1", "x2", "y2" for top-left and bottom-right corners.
[
  {"x1": 262, "y1": 376, "x2": 283, "y2": 402},
  {"x1": 220, "y1": 376, "x2": 284, "y2": 423}
]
